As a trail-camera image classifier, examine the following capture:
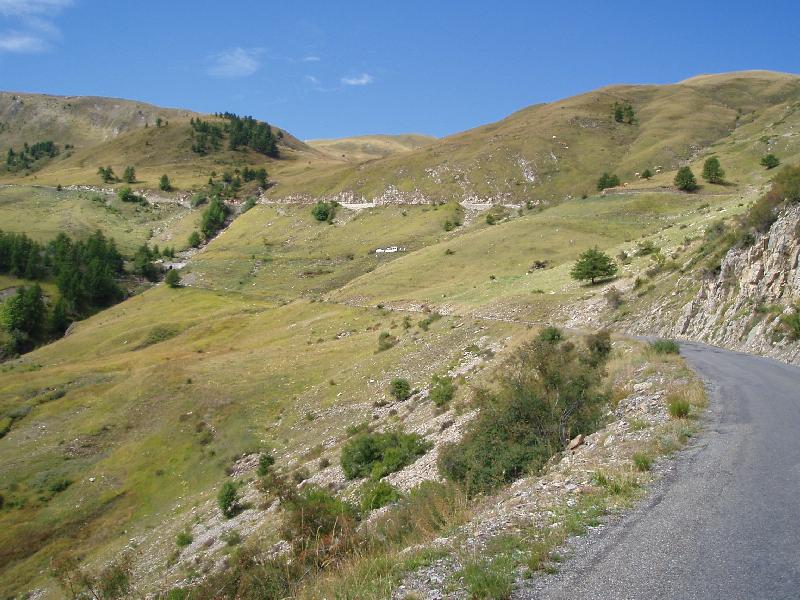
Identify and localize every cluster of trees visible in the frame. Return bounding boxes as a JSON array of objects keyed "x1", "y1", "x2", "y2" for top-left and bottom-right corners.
[
  {"x1": 0, "y1": 230, "x2": 128, "y2": 352},
  {"x1": 189, "y1": 118, "x2": 224, "y2": 155},
  {"x1": 220, "y1": 112, "x2": 279, "y2": 156},
  {"x1": 5, "y1": 141, "x2": 59, "y2": 171},
  {"x1": 597, "y1": 172, "x2": 620, "y2": 191},
  {"x1": 97, "y1": 166, "x2": 116, "y2": 183},
  {"x1": 190, "y1": 113, "x2": 280, "y2": 157},
  {"x1": 613, "y1": 101, "x2": 635, "y2": 124},
  {"x1": 188, "y1": 194, "x2": 231, "y2": 246},
  {"x1": 241, "y1": 166, "x2": 269, "y2": 188}
]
